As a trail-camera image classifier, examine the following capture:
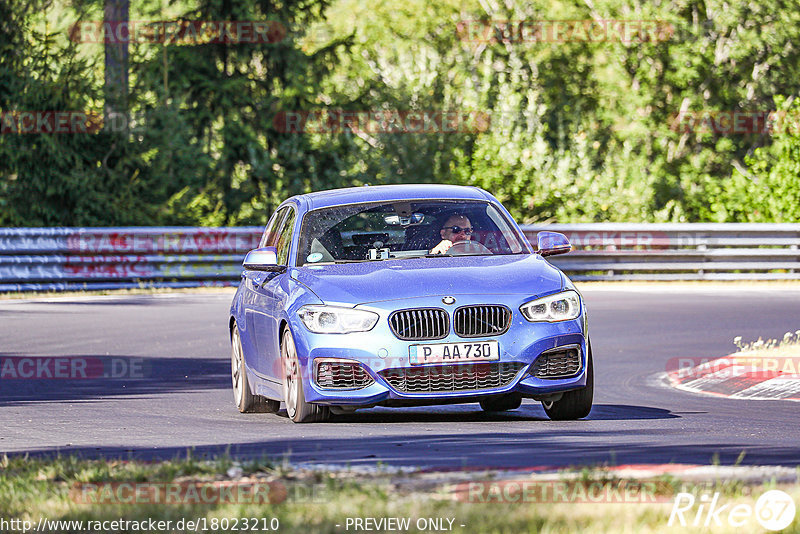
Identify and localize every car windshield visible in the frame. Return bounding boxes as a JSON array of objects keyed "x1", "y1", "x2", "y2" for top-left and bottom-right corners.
[{"x1": 296, "y1": 200, "x2": 528, "y2": 265}]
